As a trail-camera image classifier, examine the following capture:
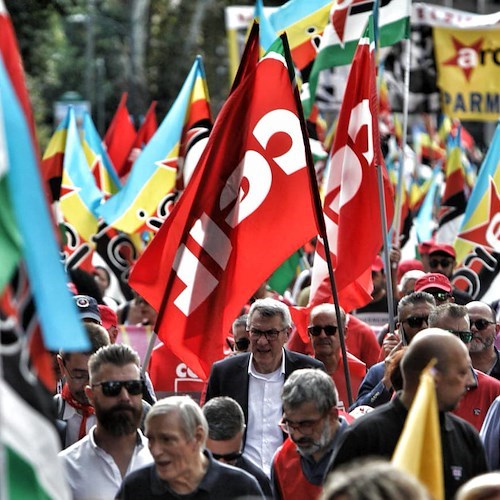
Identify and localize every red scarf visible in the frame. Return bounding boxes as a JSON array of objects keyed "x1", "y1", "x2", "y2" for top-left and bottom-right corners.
[{"x1": 61, "y1": 383, "x2": 95, "y2": 440}]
